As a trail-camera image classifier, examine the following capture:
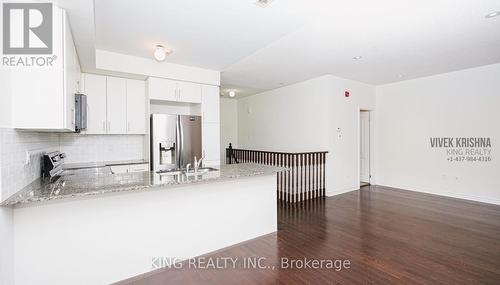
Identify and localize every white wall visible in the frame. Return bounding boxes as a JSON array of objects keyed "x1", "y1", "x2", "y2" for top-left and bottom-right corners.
[
  {"x1": 237, "y1": 75, "x2": 375, "y2": 196},
  {"x1": 0, "y1": 208, "x2": 13, "y2": 285},
  {"x1": 220, "y1": 98, "x2": 238, "y2": 163},
  {"x1": 328, "y1": 76, "x2": 376, "y2": 193},
  {"x1": 375, "y1": 63, "x2": 500, "y2": 205}
]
